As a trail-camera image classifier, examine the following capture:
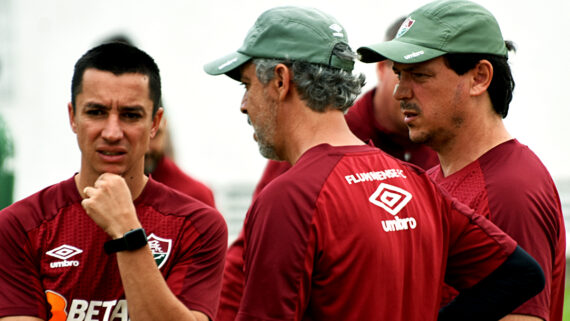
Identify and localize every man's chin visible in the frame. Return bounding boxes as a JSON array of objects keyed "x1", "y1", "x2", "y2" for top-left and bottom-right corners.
[{"x1": 258, "y1": 144, "x2": 280, "y2": 161}]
